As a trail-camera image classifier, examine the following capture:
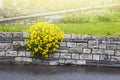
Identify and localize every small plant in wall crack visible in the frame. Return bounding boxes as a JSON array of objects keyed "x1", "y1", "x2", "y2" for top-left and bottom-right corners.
[{"x1": 25, "y1": 22, "x2": 64, "y2": 59}]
